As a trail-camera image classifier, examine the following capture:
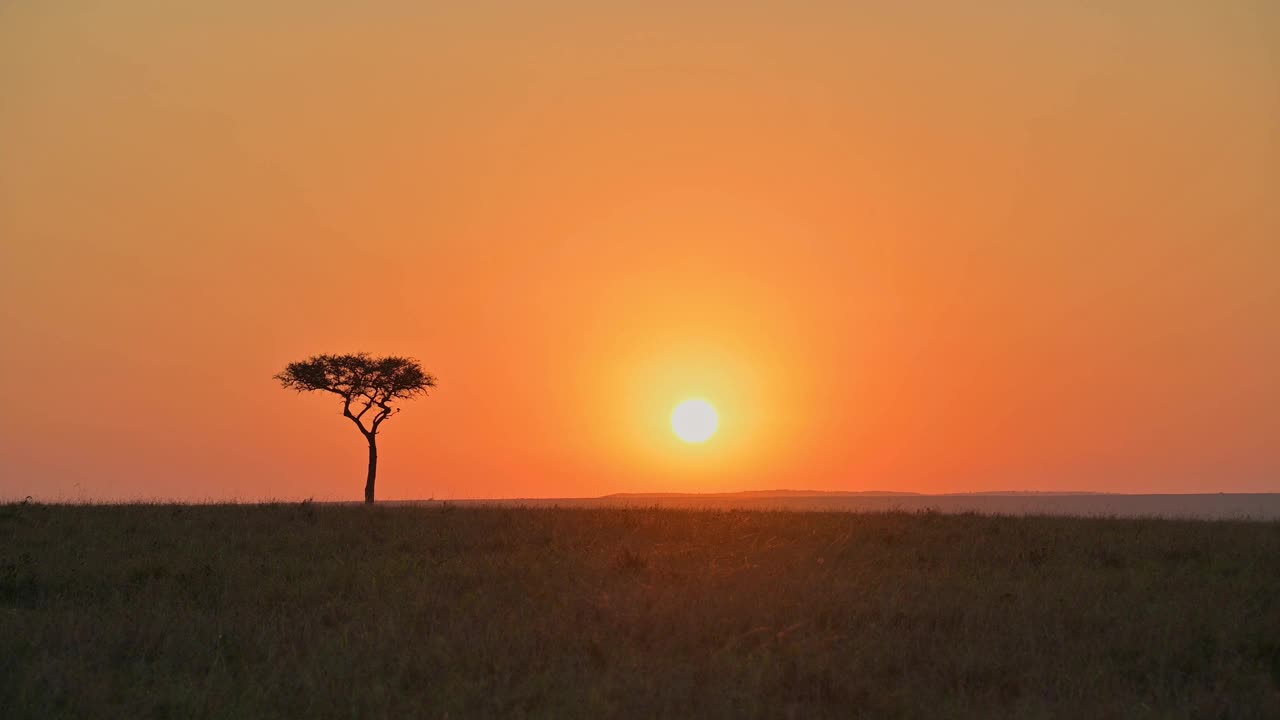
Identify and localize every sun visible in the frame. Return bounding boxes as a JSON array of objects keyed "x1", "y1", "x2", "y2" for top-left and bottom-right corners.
[{"x1": 671, "y1": 399, "x2": 719, "y2": 443}]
